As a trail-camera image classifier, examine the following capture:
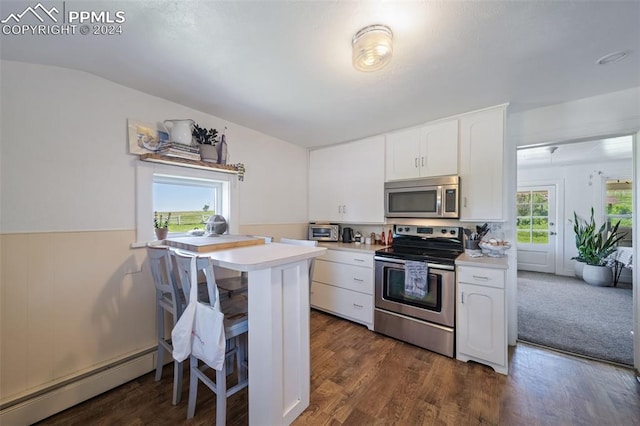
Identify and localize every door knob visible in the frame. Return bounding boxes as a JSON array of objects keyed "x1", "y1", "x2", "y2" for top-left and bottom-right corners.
[{"x1": 550, "y1": 231, "x2": 557, "y2": 235}]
